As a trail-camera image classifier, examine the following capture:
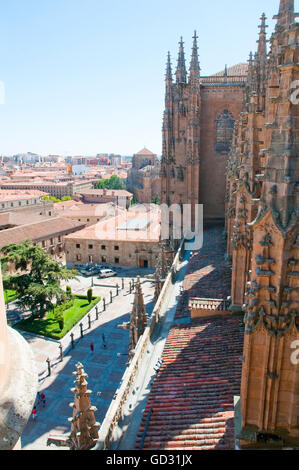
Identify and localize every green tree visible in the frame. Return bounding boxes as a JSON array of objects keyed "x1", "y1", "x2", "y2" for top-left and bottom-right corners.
[
  {"x1": 42, "y1": 195, "x2": 70, "y2": 203},
  {"x1": 1, "y1": 241, "x2": 77, "y2": 319},
  {"x1": 96, "y1": 179, "x2": 106, "y2": 189},
  {"x1": 96, "y1": 174, "x2": 126, "y2": 190},
  {"x1": 57, "y1": 312, "x2": 64, "y2": 331},
  {"x1": 87, "y1": 288, "x2": 93, "y2": 304},
  {"x1": 66, "y1": 285, "x2": 72, "y2": 298}
]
